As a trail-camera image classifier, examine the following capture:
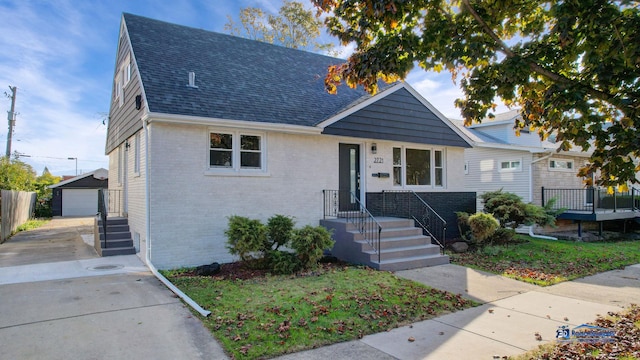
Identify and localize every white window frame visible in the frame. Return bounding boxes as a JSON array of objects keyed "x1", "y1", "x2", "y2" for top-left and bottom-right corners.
[
  {"x1": 392, "y1": 146, "x2": 445, "y2": 188},
  {"x1": 114, "y1": 73, "x2": 123, "y2": 106},
  {"x1": 206, "y1": 129, "x2": 267, "y2": 175},
  {"x1": 499, "y1": 159, "x2": 522, "y2": 172},
  {"x1": 122, "y1": 54, "x2": 131, "y2": 87},
  {"x1": 549, "y1": 159, "x2": 574, "y2": 171}
]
